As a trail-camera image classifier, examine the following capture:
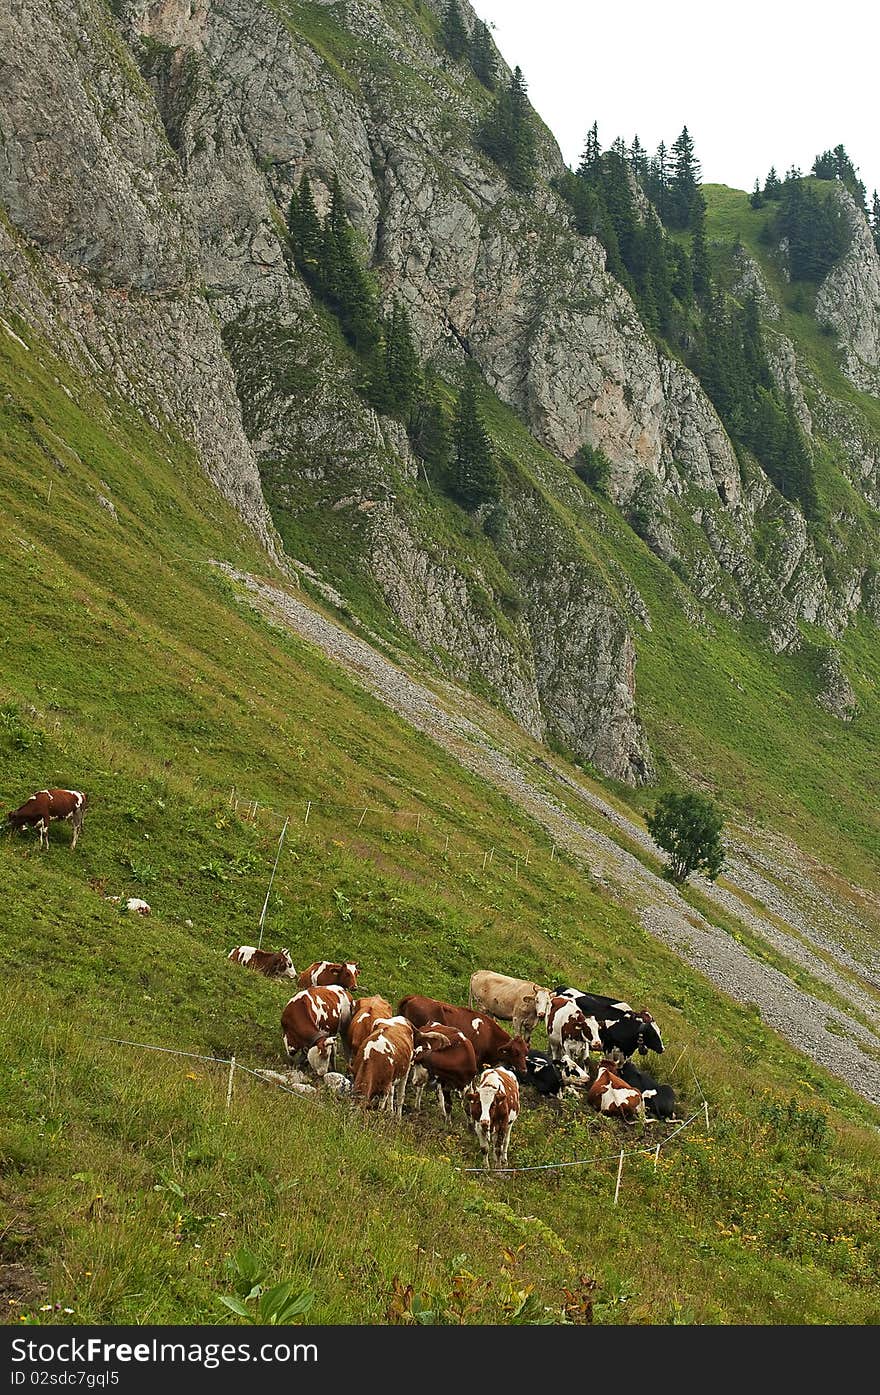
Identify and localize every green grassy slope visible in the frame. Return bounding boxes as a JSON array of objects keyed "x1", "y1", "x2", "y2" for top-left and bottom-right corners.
[{"x1": 2, "y1": 317, "x2": 880, "y2": 1326}]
